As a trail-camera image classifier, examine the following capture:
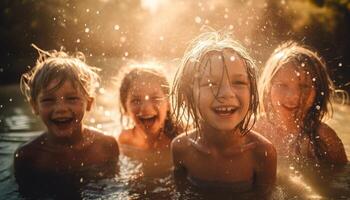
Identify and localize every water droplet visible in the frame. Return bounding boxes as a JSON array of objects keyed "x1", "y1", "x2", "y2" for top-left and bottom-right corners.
[
  {"x1": 229, "y1": 25, "x2": 234, "y2": 30},
  {"x1": 301, "y1": 63, "x2": 305, "y2": 67},
  {"x1": 316, "y1": 105, "x2": 320, "y2": 110},
  {"x1": 15, "y1": 153, "x2": 19, "y2": 157},
  {"x1": 86, "y1": 9, "x2": 90, "y2": 12},
  {"x1": 96, "y1": 10, "x2": 100, "y2": 14},
  {"x1": 338, "y1": 63, "x2": 342, "y2": 67},
  {"x1": 230, "y1": 56, "x2": 235, "y2": 61},
  {"x1": 209, "y1": 83, "x2": 213, "y2": 87},
  {"x1": 312, "y1": 78, "x2": 316, "y2": 82},
  {"x1": 114, "y1": 25, "x2": 120, "y2": 30},
  {"x1": 81, "y1": 162, "x2": 84, "y2": 167},
  {"x1": 90, "y1": 118, "x2": 96, "y2": 123},
  {"x1": 76, "y1": 38, "x2": 80, "y2": 43},
  {"x1": 145, "y1": 95, "x2": 149, "y2": 100},
  {"x1": 159, "y1": 36, "x2": 164, "y2": 41},
  {"x1": 80, "y1": 177, "x2": 84, "y2": 183},
  {"x1": 85, "y1": 28, "x2": 90, "y2": 33},
  {"x1": 124, "y1": 52, "x2": 129, "y2": 57},
  {"x1": 296, "y1": 72, "x2": 300, "y2": 76},
  {"x1": 224, "y1": 14, "x2": 228, "y2": 19},
  {"x1": 120, "y1": 36, "x2": 126, "y2": 43},
  {"x1": 9, "y1": 98, "x2": 12, "y2": 102},
  {"x1": 195, "y1": 16, "x2": 201, "y2": 24}
]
